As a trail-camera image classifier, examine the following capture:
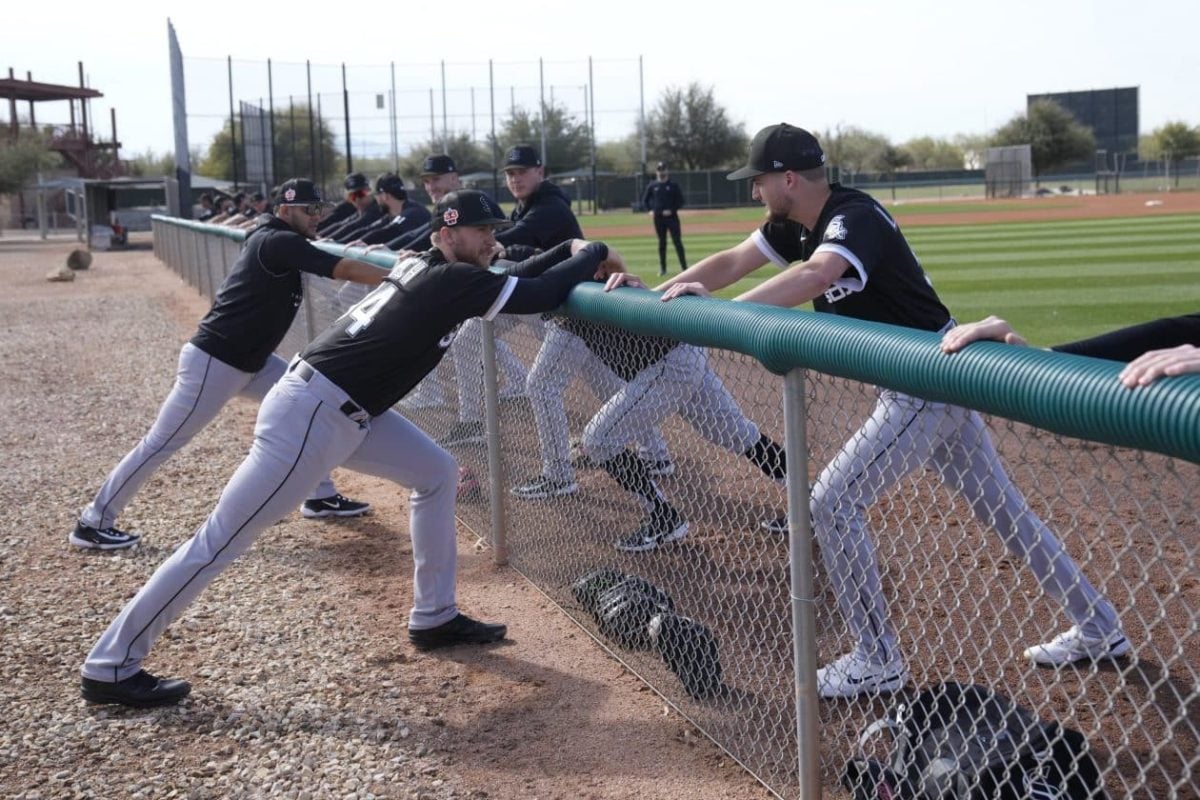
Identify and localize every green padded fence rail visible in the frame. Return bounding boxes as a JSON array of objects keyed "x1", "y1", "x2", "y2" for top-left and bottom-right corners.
[
  {"x1": 152, "y1": 216, "x2": 1200, "y2": 464},
  {"x1": 565, "y1": 282, "x2": 1200, "y2": 465}
]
